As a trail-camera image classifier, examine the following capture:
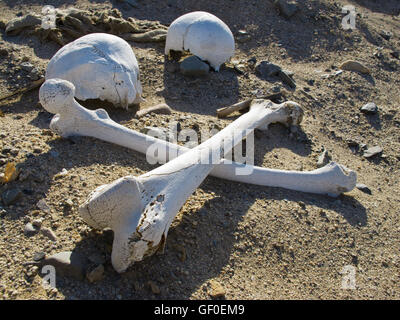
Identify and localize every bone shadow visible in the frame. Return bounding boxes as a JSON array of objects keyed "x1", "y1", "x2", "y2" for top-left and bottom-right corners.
[
  {"x1": 162, "y1": 58, "x2": 240, "y2": 116},
  {"x1": 363, "y1": 112, "x2": 381, "y2": 131}
]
